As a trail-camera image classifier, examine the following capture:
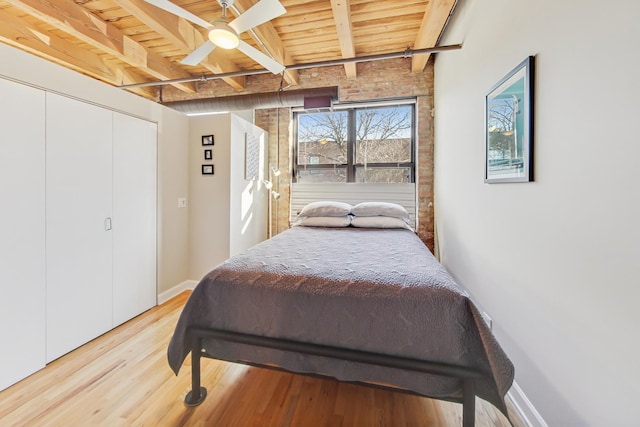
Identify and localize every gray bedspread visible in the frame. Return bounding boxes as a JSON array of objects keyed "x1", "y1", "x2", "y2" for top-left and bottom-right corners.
[{"x1": 167, "y1": 226, "x2": 514, "y2": 415}]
